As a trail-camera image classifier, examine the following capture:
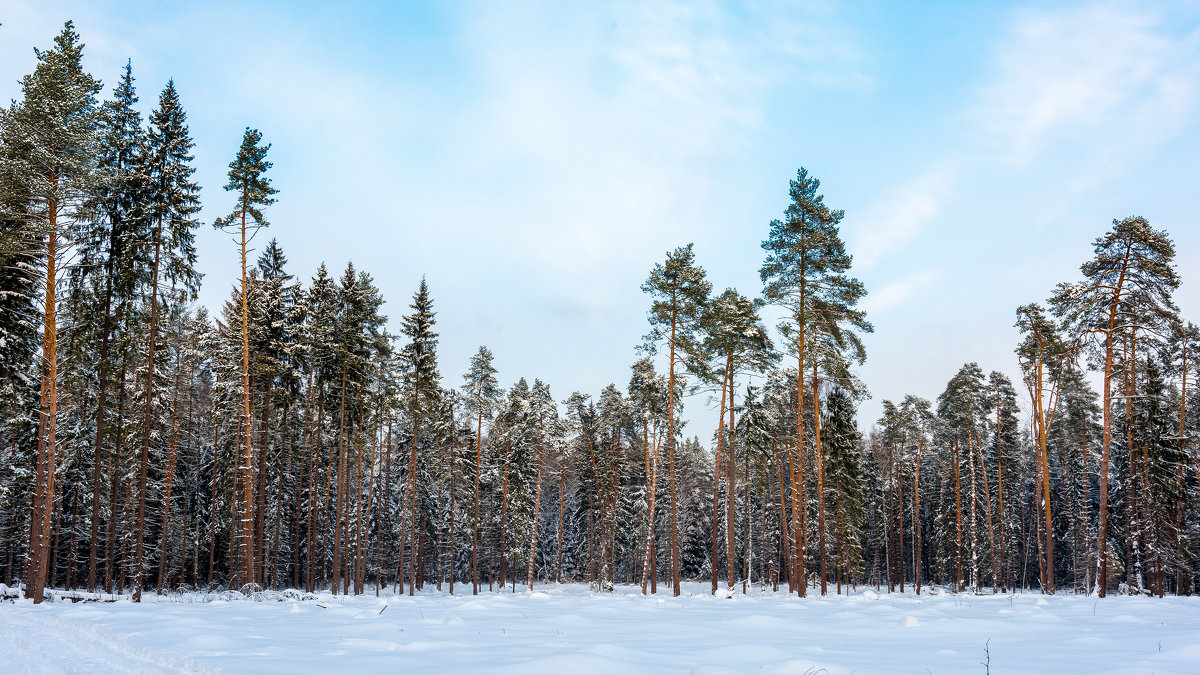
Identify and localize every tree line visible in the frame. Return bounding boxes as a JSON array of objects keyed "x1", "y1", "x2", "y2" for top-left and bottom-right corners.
[{"x1": 2, "y1": 23, "x2": 1197, "y2": 605}]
